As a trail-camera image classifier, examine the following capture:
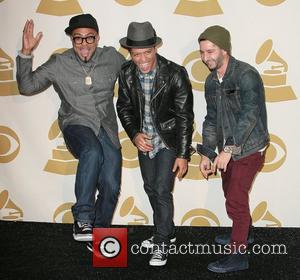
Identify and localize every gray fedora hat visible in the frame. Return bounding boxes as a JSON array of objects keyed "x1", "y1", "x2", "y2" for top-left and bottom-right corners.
[{"x1": 119, "y1": 21, "x2": 162, "y2": 49}]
